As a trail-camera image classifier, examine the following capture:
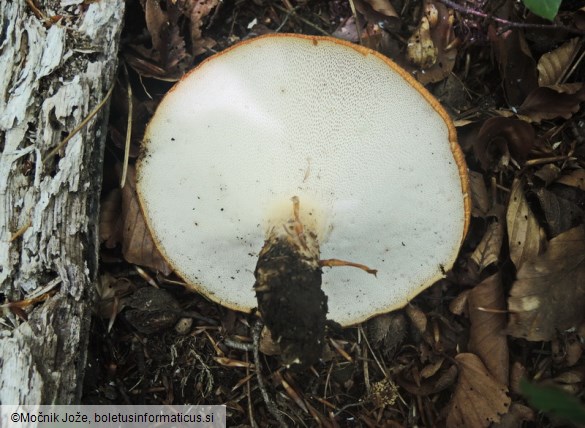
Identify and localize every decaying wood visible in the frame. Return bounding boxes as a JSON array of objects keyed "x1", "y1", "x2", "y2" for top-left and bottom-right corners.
[{"x1": 0, "y1": 1, "x2": 124, "y2": 404}]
